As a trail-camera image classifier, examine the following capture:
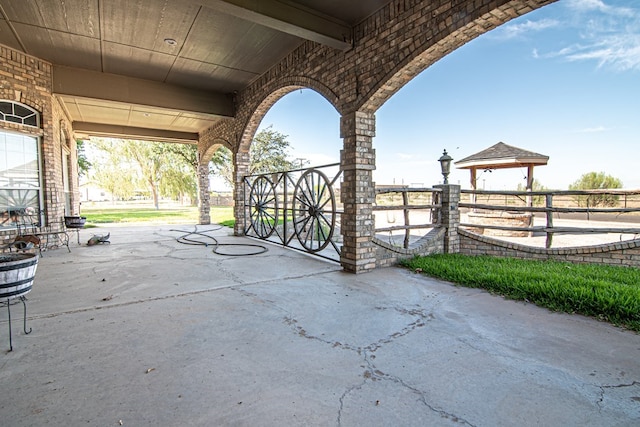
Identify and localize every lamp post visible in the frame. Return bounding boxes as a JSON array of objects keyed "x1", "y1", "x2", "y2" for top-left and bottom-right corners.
[{"x1": 438, "y1": 149, "x2": 452, "y2": 184}]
